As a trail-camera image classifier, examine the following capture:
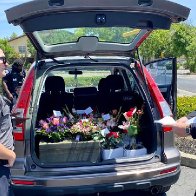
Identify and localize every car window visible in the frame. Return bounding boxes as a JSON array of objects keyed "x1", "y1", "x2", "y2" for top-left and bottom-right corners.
[
  {"x1": 44, "y1": 68, "x2": 111, "y2": 93},
  {"x1": 146, "y1": 60, "x2": 173, "y2": 86}
]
